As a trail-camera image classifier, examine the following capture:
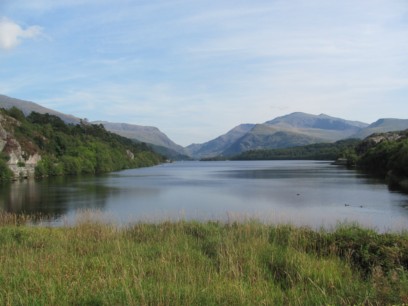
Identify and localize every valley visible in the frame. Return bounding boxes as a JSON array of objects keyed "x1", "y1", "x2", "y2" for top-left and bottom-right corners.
[{"x1": 2, "y1": 94, "x2": 408, "y2": 161}]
